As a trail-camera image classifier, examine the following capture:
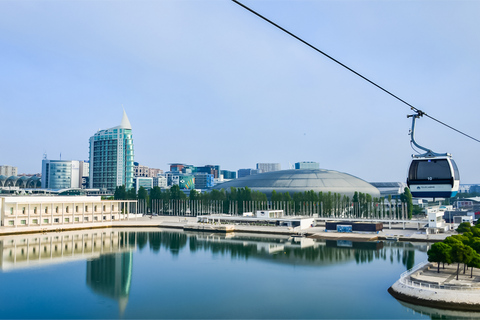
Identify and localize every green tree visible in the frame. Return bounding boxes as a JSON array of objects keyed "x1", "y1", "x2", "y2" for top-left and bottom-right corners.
[
  {"x1": 170, "y1": 184, "x2": 186, "y2": 200},
  {"x1": 457, "y1": 222, "x2": 472, "y2": 234},
  {"x1": 427, "y1": 242, "x2": 452, "y2": 273},
  {"x1": 467, "y1": 252, "x2": 480, "y2": 278},
  {"x1": 451, "y1": 242, "x2": 474, "y2": 280},
  {"x1": 114, "y1": 185, "x2": 127, "y2": 200},
  {"x1": 271, "y1": 190, "x2": 283, "y2": 202},
  {"x1": 126, "y1": 188, "x2": 137, "y2": 200},
  {"x1": 401, "y1": 187, "x2": 413, "y2": 219},
  {"x1": 189, "y1": 189, "x2": 199, "y2": 201},
  {"x1": 138, "y1": 186, "x2": 148, "y2": 201}
]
